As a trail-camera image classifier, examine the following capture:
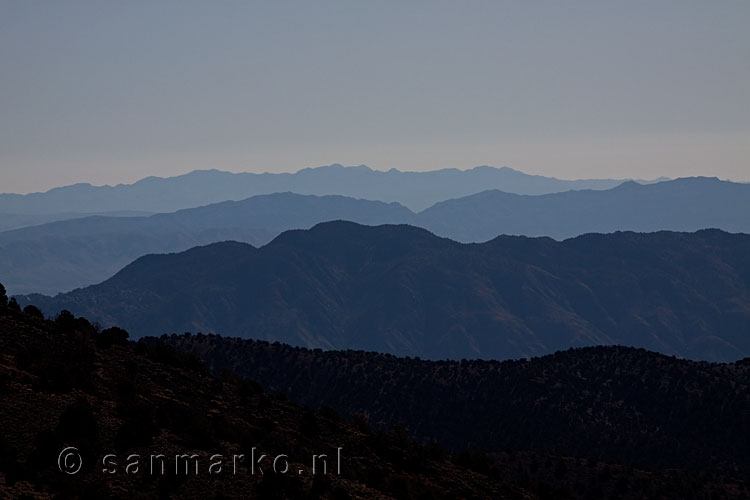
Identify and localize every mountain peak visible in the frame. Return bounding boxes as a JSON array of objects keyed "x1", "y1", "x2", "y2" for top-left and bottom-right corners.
[{"x1": 614, "y1": 180, "x2": 643, "y2": 189}]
